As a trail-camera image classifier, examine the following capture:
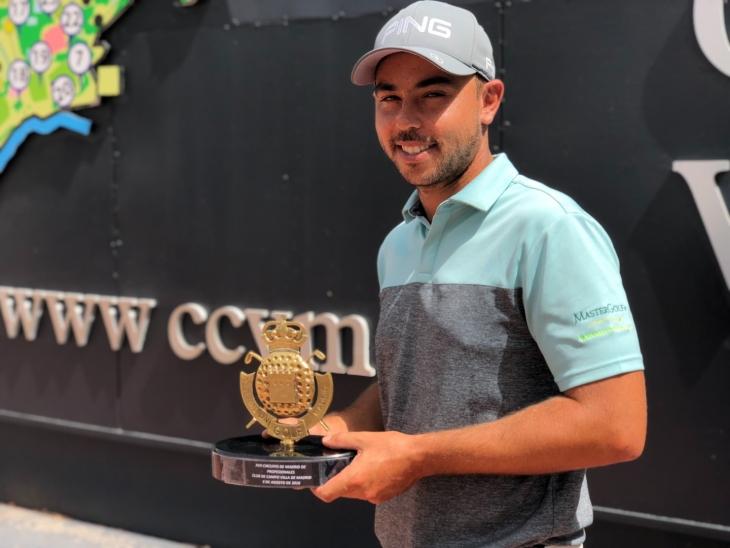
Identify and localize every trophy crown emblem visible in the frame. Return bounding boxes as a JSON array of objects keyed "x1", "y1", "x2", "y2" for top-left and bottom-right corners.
[
  {"x1": 242, "y1": 318, "x2": 333, "y2": 449},
  {"x1": 263, "y1": 318, "x2": 306, "y2": 351}
]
